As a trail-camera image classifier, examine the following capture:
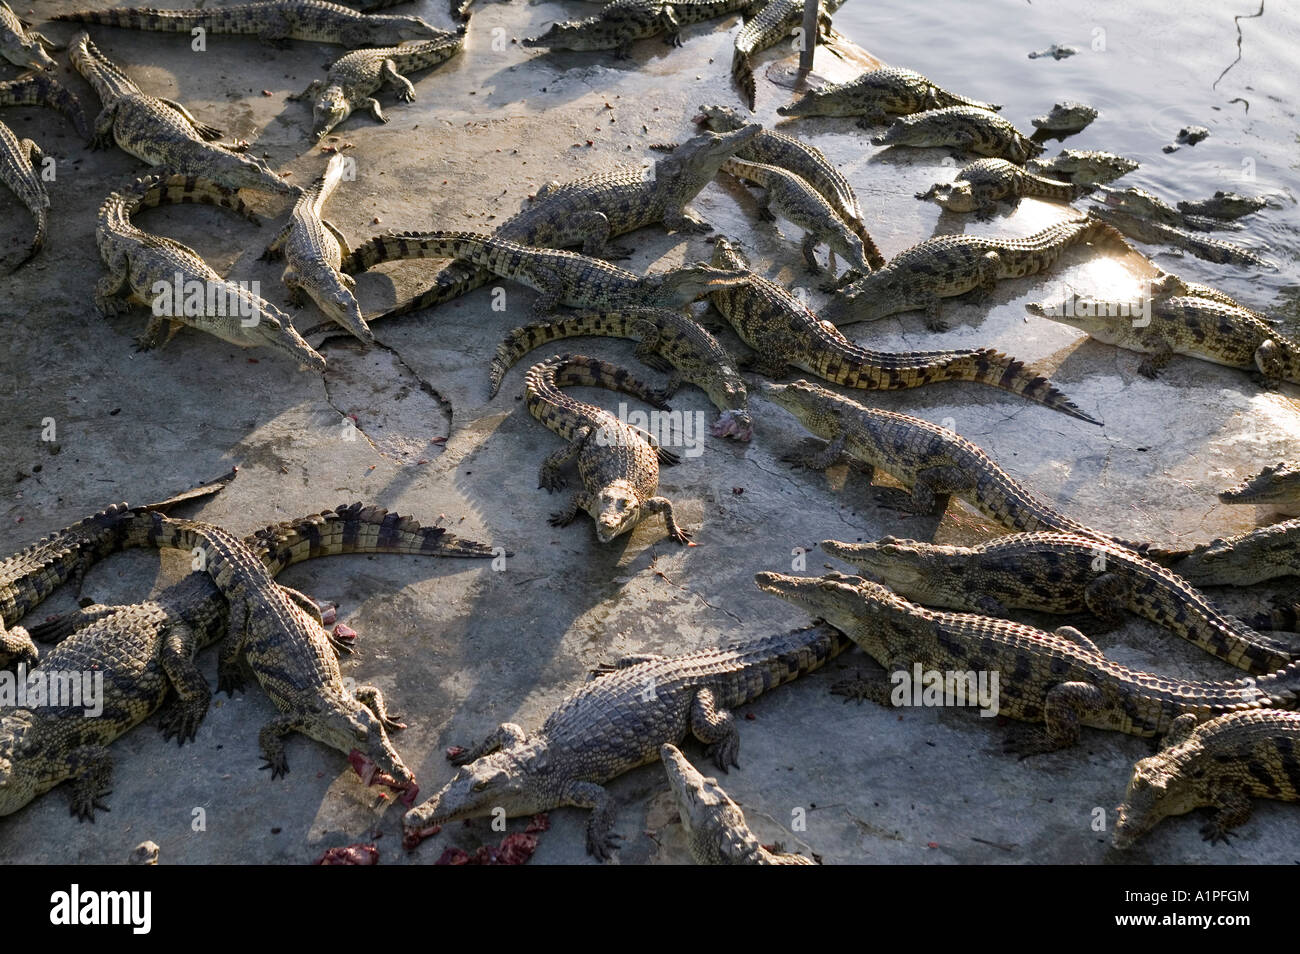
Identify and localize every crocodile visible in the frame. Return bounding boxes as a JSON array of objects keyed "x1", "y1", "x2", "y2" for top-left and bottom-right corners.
[
  {"x1": 1114, "y1": 711, "x2": 1300, "y2": 848},
  {"x1": 0, "y1": 472, "x2": 233, "y2": 672},
  {"x1": 660, "y1": 743, "x2": 814, "y2": 864},
  {"x1": 0, "y1": 73, "x2": 90, "y2": 141},
  {"x1": 343, "y1": 230, "x2": 750, "y2": 315},
  {"x1": 69, "y1": 32, "x2": 299, "y2": 197},
  {"x1": 825, "y1": 213, "x2": 1126, "y2": 330},
  {"x1": 262, "y1": 154, "x2": 371, "y2": 343},
  {"x1": 523, "y1": 0, "x2": 751, "y2": 57},
  {"x1": 341, "y1": 125, "x2": 761, "y2": 323},
  {"x1": 1027, "y1": 149, "x2": 1138, "y2": 186},
  {"x1": 692, "y1": 104, "x2": 868, "y2": 249},
  {"x1": 1091, "y1": 206, "x2": 1274, "y2": 269},
  {"x1": 401, "y1": 623, "x2": 850, "y2": 858},
  {"x1": 0, "y1": 0, "x2": 56, "y2": 71},
  {"x1": 762, "y1": 379, "x2": 1120, "y2": 541},
  {"x1": 1219, "y1": 463, "x2": 1300, "y2": 512},
  {"x1": 0, "y1": 503, "x2": 496, "y2": 819},
  {"x1": 490, "y1": 307, "x2": 753, "y2": 440},
  {"x1": 1177, "y1": 191, "x2": 1267, "y2": 221},
  {"x1": 524, "y1": 353, "x2": 690, "y2": 544},
  {"x1": 707, "y1": 237, "x2": 1098, "y2": 424},
  {"x1": 1030, "y1": 102, "x2": 1097, "y2": 136},
  {"x1": 732, "y1": 0, "x2": 844, "y2": 110},
  {"x1": 1026, "y1": 291, "x2": 1300, "y2": 384},
  {"x1": 775, "y1": 66, "x2": 999, "y2": 127},
  {"x1": 916, "y1": 157, "x2": 1081, "y2": 219},
  {"x1": 755, "y1": 571, "x2": 1300, "y2": 755},
  {"x1": 721, "y1": 156, "x2": 883, "y2": 284},
  {"x1": 292, "y1": 30, "x2": 465, "y2": 140},
  {"x1": 95, "y1": 173, "x2": 326, "y2": 369},
  {"x1": 820, "y1": 534, "x2": 1300, "y2": 675},
  {"x1": 0, "y1": 120, "x2": 48, "y2": 272},
  {"x1": 54, "y1": 1, "x2": 443, "y2": 47},
  {"x1": 1094, "y1": 184, "x2": 1237, "y2": 233},
  {"x1": 1157, "y1": 520, "x2": 1300, "y2": 587},
  {"x1": 871, "y1": 106, "x2": 1044, "y2": 164}
]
